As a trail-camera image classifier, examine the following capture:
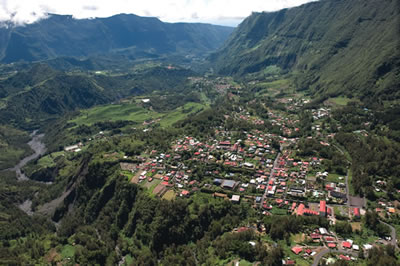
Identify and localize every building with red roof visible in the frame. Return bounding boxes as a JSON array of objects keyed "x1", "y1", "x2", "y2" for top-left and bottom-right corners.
[
  {"x1": 291, "y1": 247, "x2": 303, "y2": 255},
  {"x1": 297, "y1": 204, "x2": 305, "y2": 216},
  {"x1": 320, "y1": 200, "x2": 326, "y2": 217},
  {"x1": 181, "y1": 190, "x2": 190, "y2": 197},
  {"x1": 328, "y1": 243, "x2": 336, "y2": 248},
  {"x1": 354, "y1": 207, "x2": 360, "y2": 217},
  {"x1": 342, "y1": 241, "x2": 352, "y2": 249},
  {"x1": 310, "y1": 233, "x2": 321, "y2": 240},
  {"x1": 325, "y1": 237, "x2": 335, "y2": 242},
  {"x1": 304, "y1": 209, "x2": 319, "y2": 216},
  {"x1": 339, "y1": 254, "x2": 351, "y2": 261}
]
